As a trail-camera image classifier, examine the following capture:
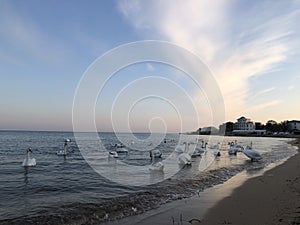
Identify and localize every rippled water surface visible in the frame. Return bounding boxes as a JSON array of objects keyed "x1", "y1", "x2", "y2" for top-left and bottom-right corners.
[{"x1": 0, "y1": 131, "x2": 297, "y2": 224}]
